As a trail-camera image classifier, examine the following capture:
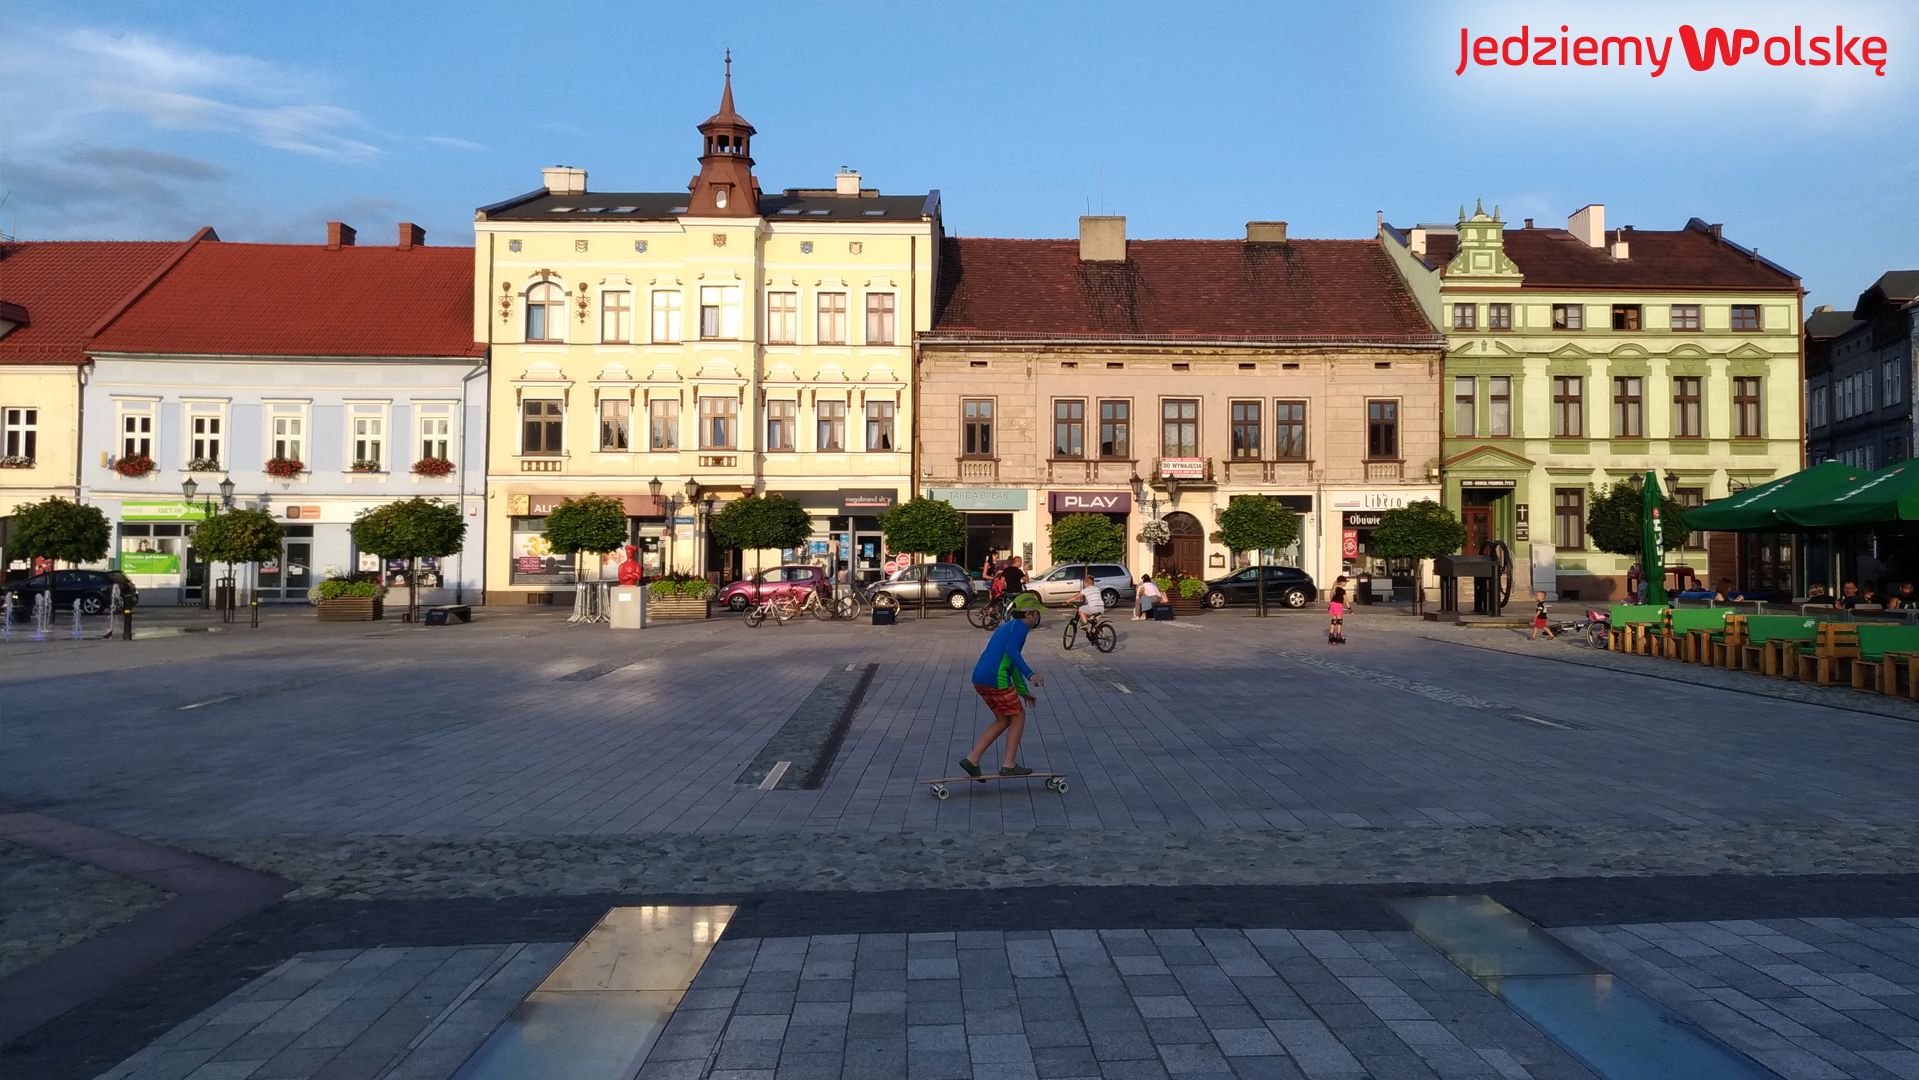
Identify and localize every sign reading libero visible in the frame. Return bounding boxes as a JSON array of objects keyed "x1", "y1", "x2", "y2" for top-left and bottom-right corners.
[
  {"x1": 1048, "y1": 491, "x2": 1132, "y2": 513},
  {"x1": 926, "y1": 488, "x2": 1028, "y2": 511}
]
